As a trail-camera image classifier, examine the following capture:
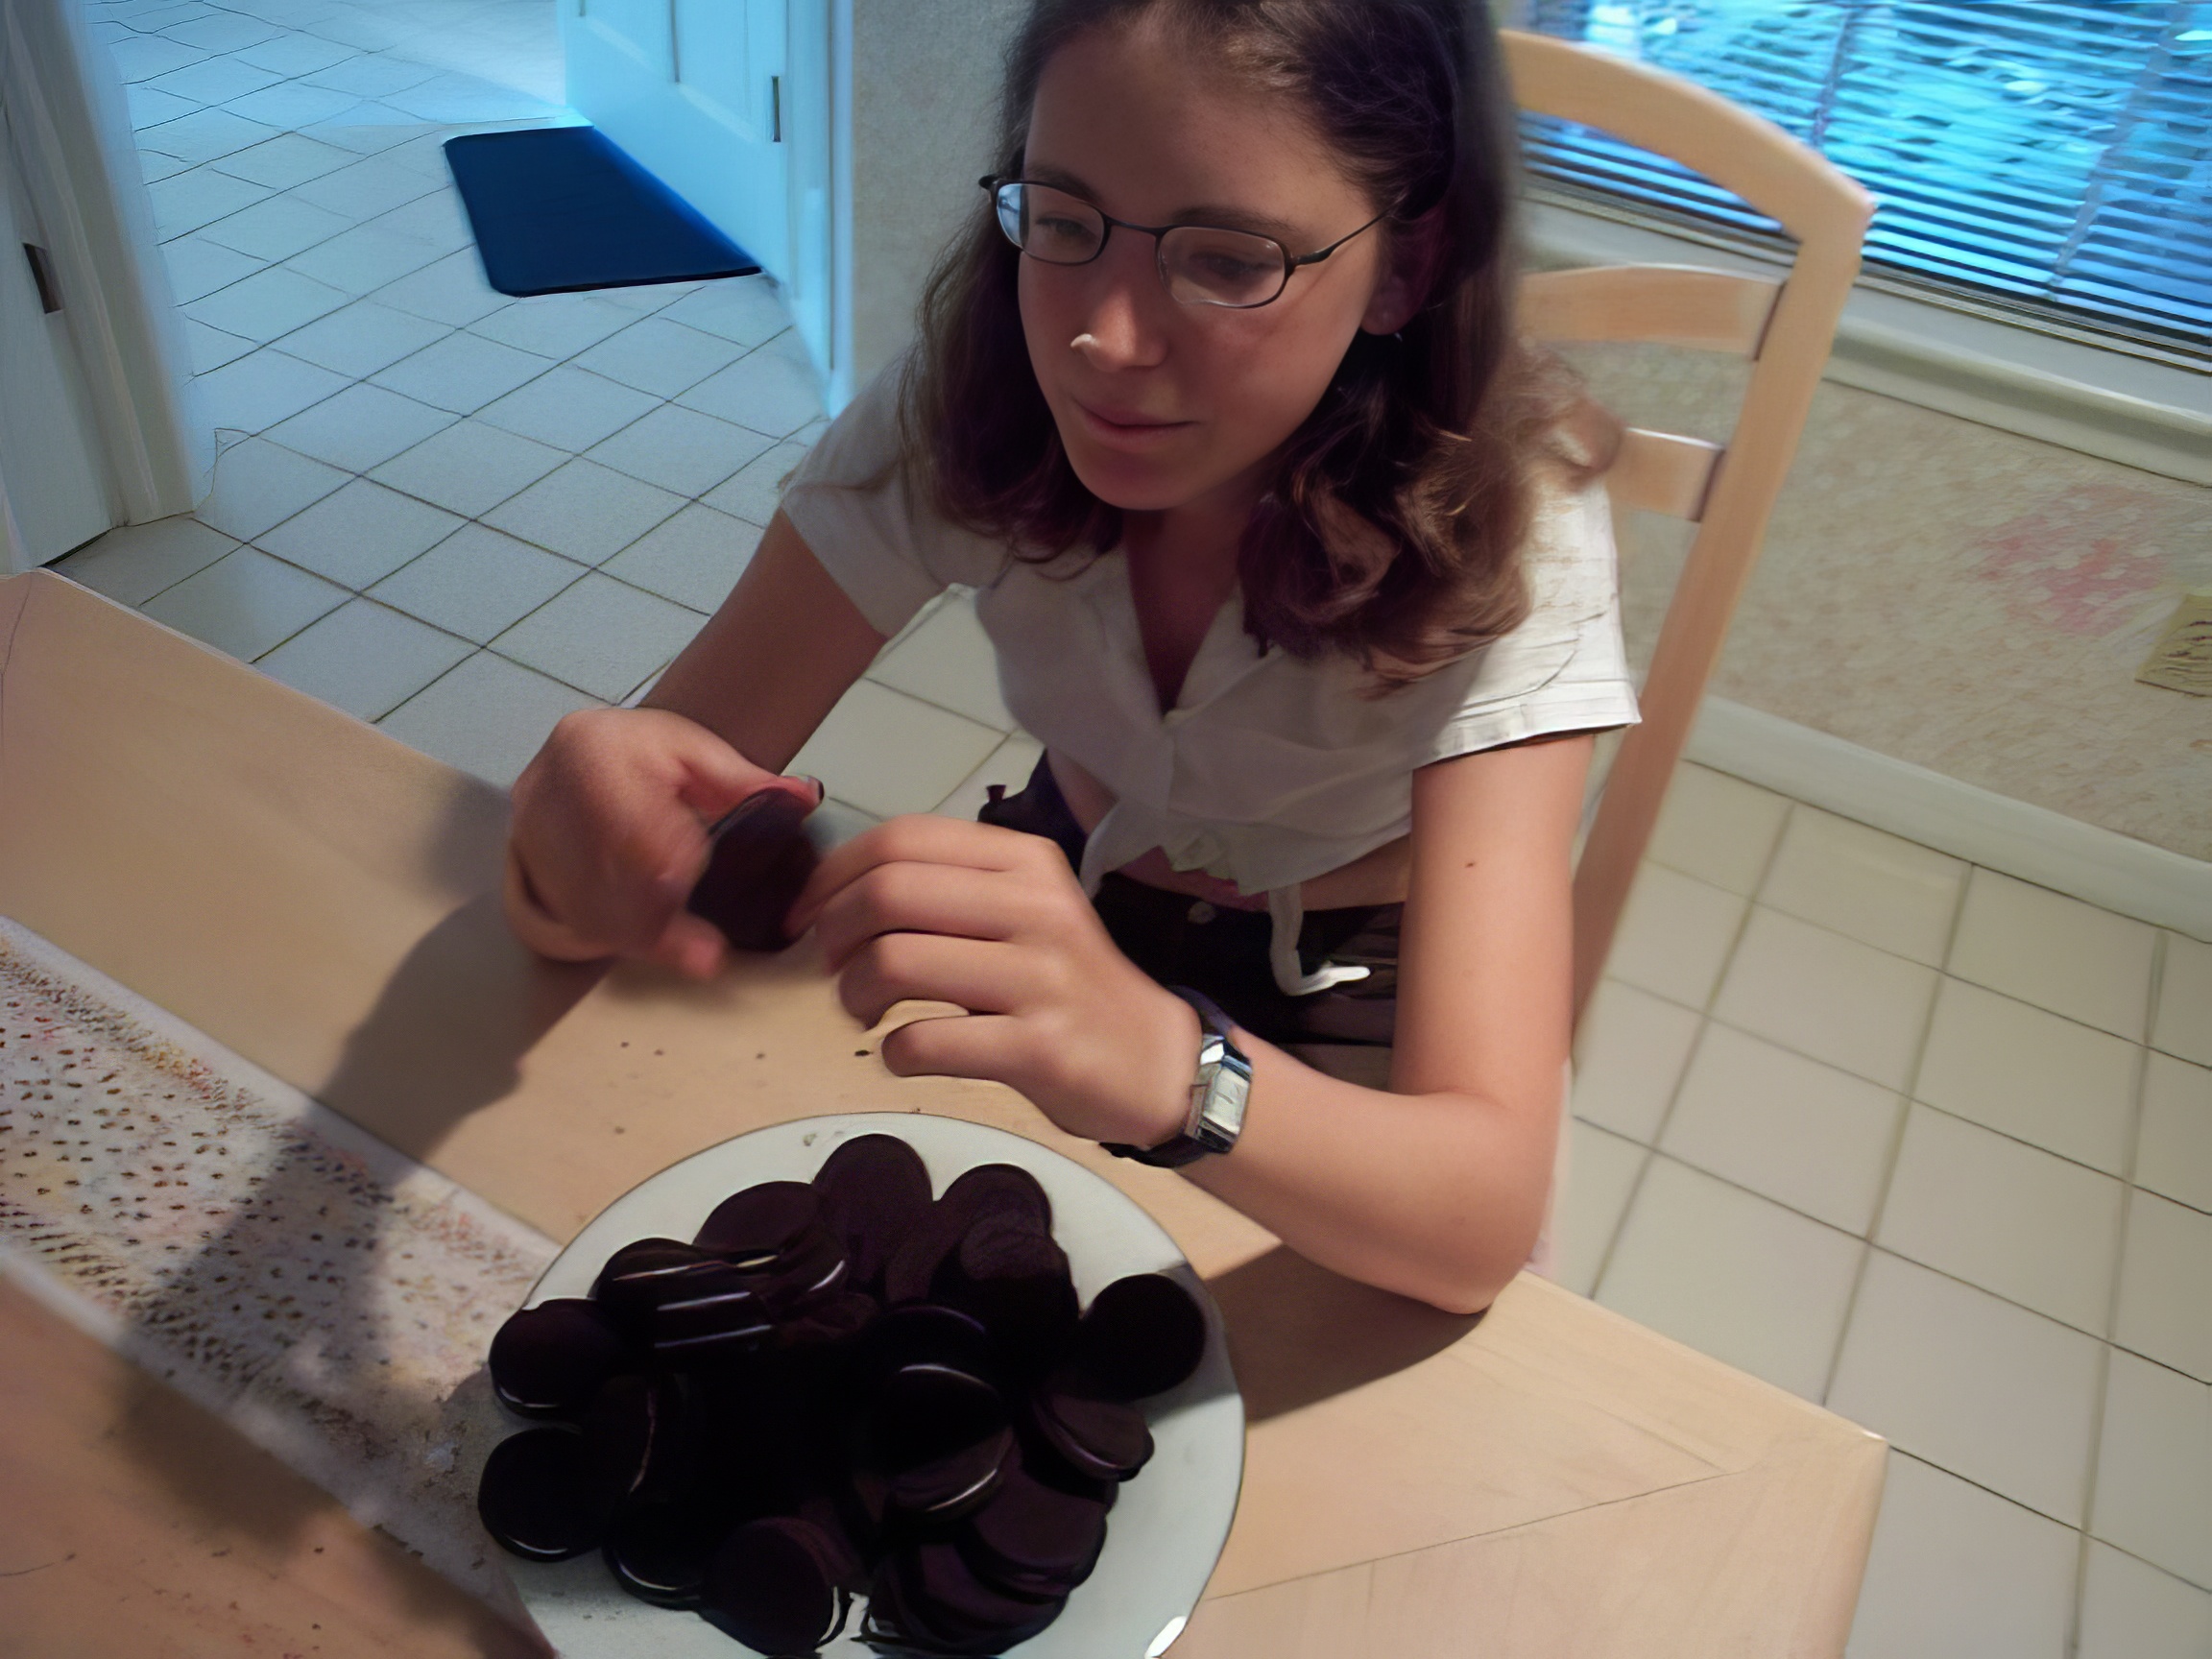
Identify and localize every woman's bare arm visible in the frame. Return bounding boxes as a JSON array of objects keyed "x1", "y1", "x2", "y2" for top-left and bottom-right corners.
[
  {"x1": 639, "y1": 508, "x2": 890, "y2": 767},
  {"x1": 795, "y1": 728, "x2": 1591, "y2": 1313},
  {"x1": 503, "y1": 510, "x2": 890, "y2": 972},
  {"x1": 1178, "y1": 733, "x2": 1589, "y2": 1312}
]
